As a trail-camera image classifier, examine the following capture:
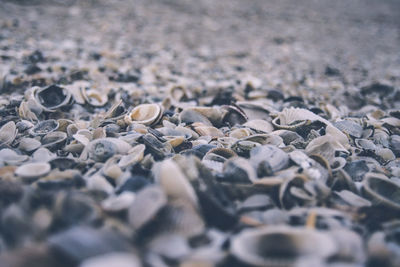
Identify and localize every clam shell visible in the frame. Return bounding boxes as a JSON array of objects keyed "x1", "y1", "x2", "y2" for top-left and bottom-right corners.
[
  {"x1": 29, "y1": 119, "x2": 59, "y2": 136},
  {"x1": 15, "y1": 162, "x2": 51, "y2": 180},
  {"x1": 153, "y1": 159, "x2": 198, "y2": 207},
  {"x1": 82, "y1": 88, "x2": 108, "y2": 107},
  {"x1": 124, "y1": 103, "x2": 162, "y2": 126},
  {"x1": 230, "y1": 226, "x2": 337, "y2": 266},
  {"x1": 41, "y1": 131, "x2": 68, "y2": 150},
  {"x1": 0, "y1": 148, "x2": 29, "y2": 165},
  {"x1": 243, "y1": 119, "x2": 274, "y2": 133},
  {"x1": 80, "y1": 253, "x2": 141, "y2": 267},
  {"x1": 18, "y1": 137, "x2": 41, "y2": 152},
  {"x1": 0, "y1": 121, "x2": 17, "y2": 146},
  {"x1": 128, "y1": 186, "x2": 167, "y2": 230},
  {"x1": 118, "y1": 144, "x2": 145, "y2": 168},
  {"x1": 87, "y1": 138, "x2": 131, "y2": 162},
  {"x1": 250, "y1": 145, "x2": 289, "y2": 173},
  {"x1": 362, "y1": 174, "x2": 400, "y2": 211},
  {"x1": 33, "y1": 85, "x2": 72, "y2": 112}
]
